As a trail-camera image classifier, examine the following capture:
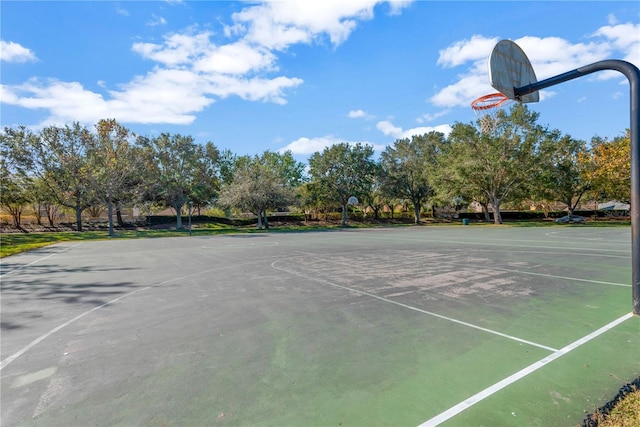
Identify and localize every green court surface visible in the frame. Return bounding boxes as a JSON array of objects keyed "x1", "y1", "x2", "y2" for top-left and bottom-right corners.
[{"x1": 1, "y1": 226, "x2": 638, "y2": 426}]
